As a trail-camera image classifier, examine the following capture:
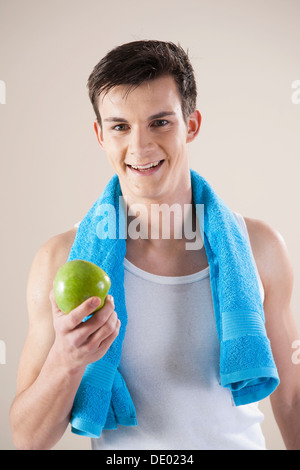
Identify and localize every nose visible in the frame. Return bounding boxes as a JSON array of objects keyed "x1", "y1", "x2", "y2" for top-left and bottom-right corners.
[{"x1": 128, "y1": 126, "x2": 156, "y2": 158}]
